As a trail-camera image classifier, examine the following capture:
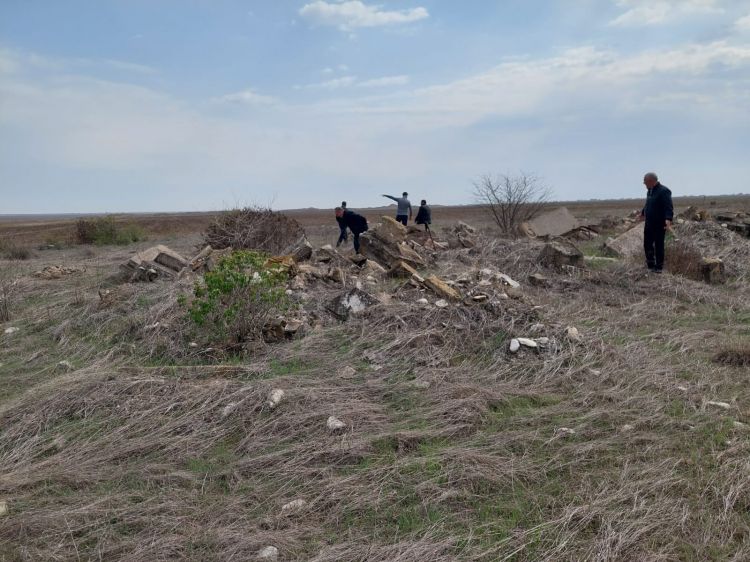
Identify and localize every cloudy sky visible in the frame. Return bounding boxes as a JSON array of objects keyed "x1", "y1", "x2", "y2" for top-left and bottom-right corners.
[{"x1": 1, "y1": 0, "x2": 749, "y2": 213}]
